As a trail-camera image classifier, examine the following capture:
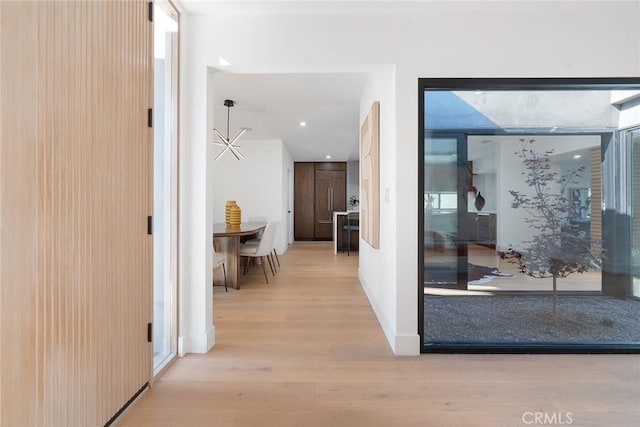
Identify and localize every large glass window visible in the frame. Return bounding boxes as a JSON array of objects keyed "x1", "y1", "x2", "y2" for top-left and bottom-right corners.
[
  {"x1": 424, "y1": 136, "x2": 464, "y2": 287},
  {"x1": 419, "y1": 80, "x2": 640, "y2": 351},
  {"x1": 631, "y1": 128, "x2": 640, "y2": 298}
]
